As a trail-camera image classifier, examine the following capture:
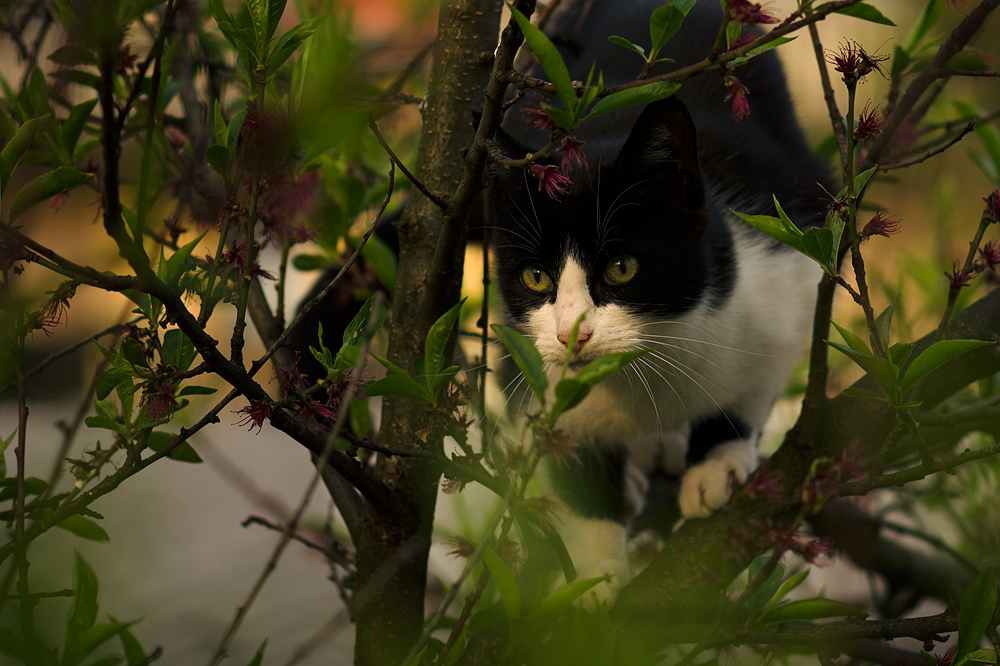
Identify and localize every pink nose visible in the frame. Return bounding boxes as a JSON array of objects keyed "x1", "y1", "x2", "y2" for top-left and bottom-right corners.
[{"x1": 557, "y1": 329, "x2": 591, "y2": 354}]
